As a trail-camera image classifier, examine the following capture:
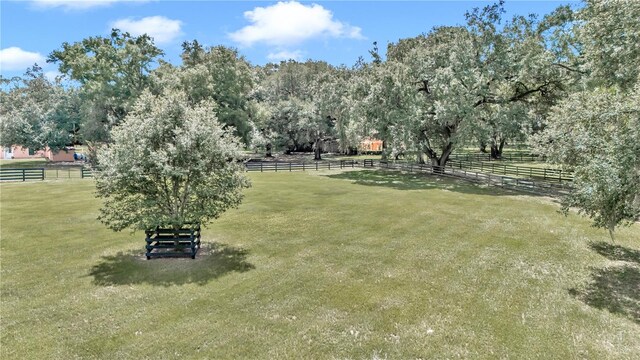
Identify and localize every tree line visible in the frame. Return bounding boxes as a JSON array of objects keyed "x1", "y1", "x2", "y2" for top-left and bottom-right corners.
[{"x1": 1, "y1": 0, "x2": 638, "y2": 235}]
